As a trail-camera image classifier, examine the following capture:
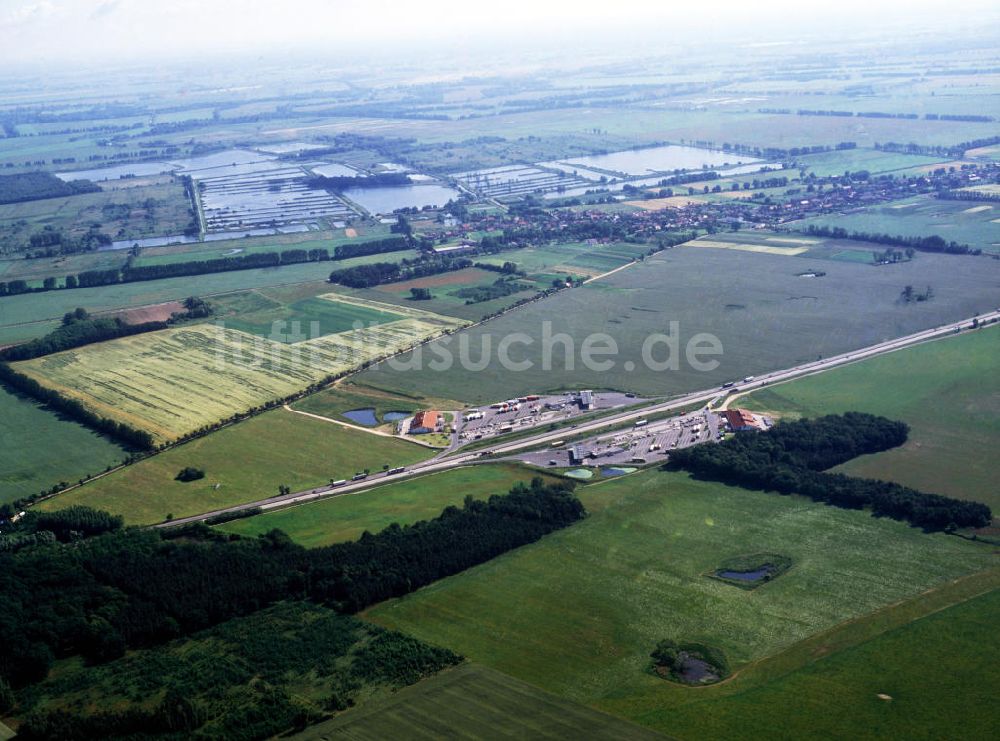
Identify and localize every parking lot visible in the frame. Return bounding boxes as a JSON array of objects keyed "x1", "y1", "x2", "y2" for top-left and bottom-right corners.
[
  {"x1": 513, "y1": 408, "x2": 724, "y2": 469},
  {"x1": 455, "y1": 391, "x2": 645, "y2": 447}
]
